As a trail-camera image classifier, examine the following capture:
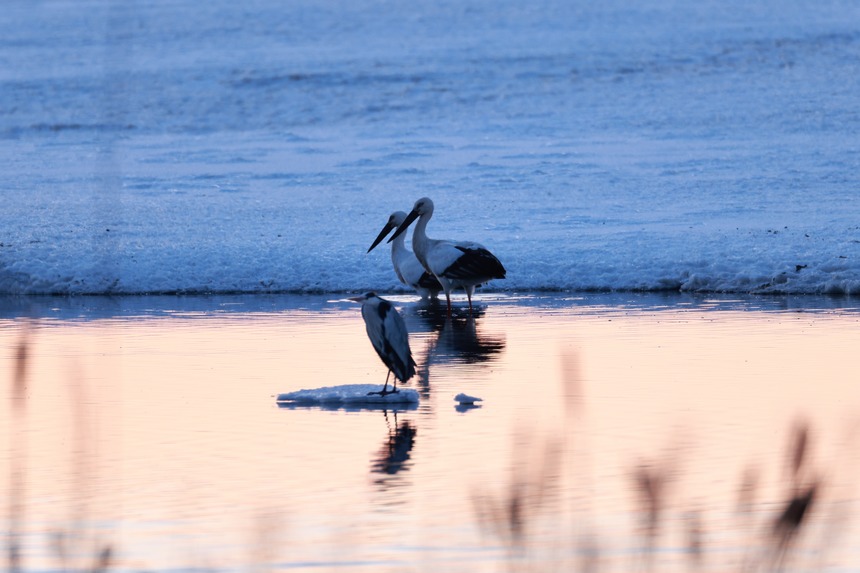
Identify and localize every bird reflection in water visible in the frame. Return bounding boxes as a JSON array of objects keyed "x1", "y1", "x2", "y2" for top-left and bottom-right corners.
[
  {"x1": 370, "y1": 410, "x2": 417, "y2": 487},
  {"x1": 414, "y1": 299, "x2": 506, "y2": 366}
]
